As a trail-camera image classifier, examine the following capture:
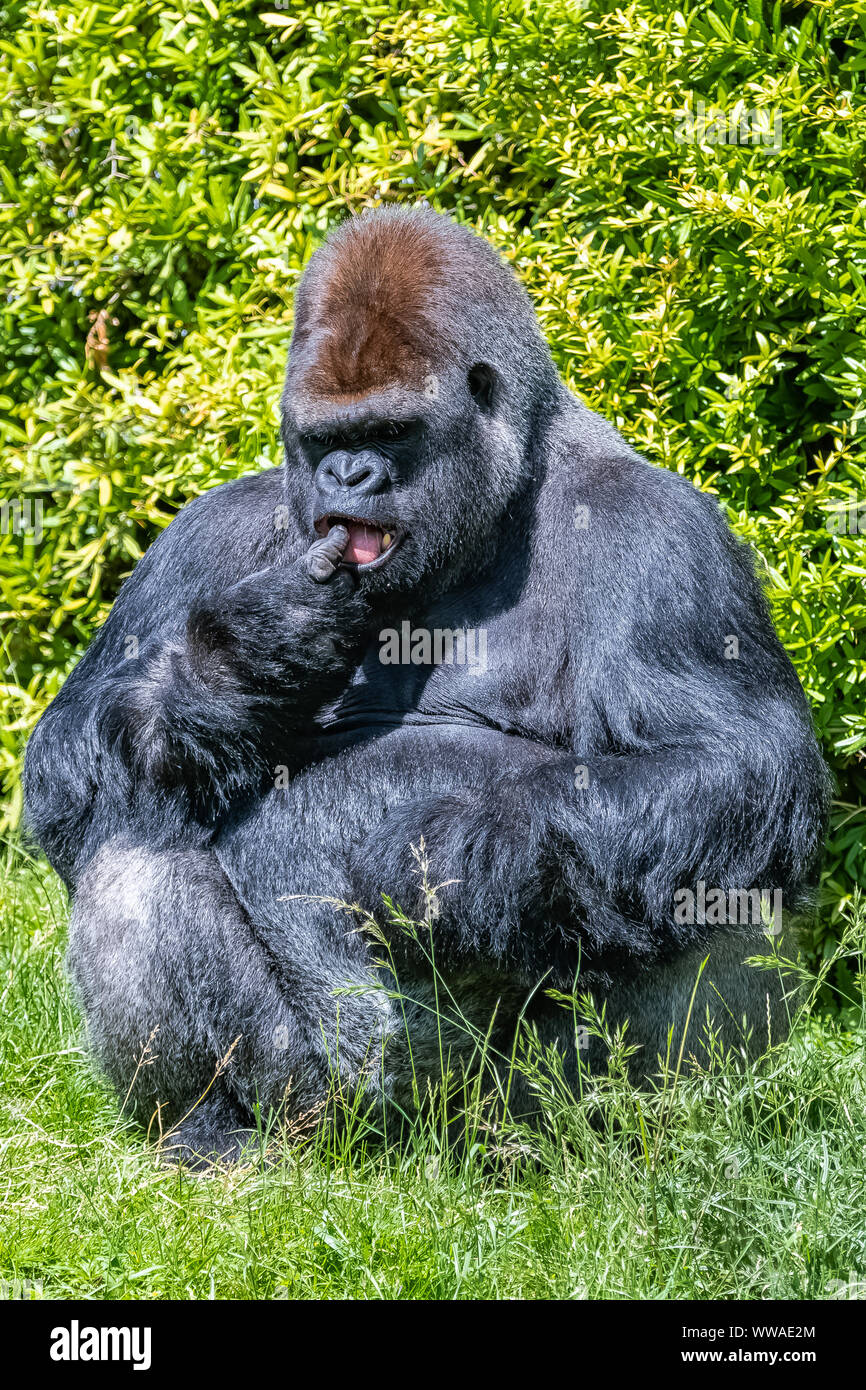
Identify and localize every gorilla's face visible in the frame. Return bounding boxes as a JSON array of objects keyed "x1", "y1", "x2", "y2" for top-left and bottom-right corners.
[
  {"x1": 279, "y1": 207, "x2": 554, "y2": 600},
  {"x1": 284, "y1": 361, "x2": 522, "y2": 600}
]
